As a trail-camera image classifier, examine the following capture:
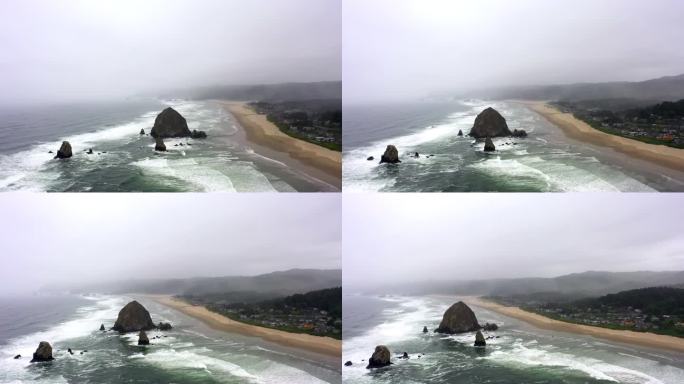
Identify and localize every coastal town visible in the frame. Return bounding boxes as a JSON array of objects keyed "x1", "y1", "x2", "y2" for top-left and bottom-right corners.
[
  {"x1": 249, "y1": 100, "x2": 342, "y2": 151},
  {"x1": 552, "y1": 100, "x2": 684, "y2": 148}
]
